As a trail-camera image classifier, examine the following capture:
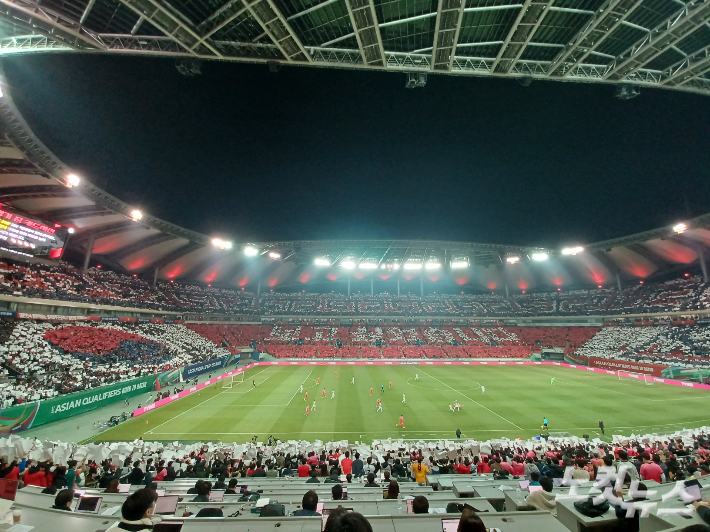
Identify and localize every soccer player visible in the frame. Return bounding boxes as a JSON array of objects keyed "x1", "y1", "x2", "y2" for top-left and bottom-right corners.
[
  {"x1": 305, "y1": 405, "x2": 310, "y2": 416},
  {"x1": 550, "y1": 377, "x2": 555, "y2": 385},
  {"x1": 449, "y1": 403, "x2": 455, "y2": 413},
  {"x1": 396, "y1": 415, "x2": 406, "y2": 429},
  {"x1": 402, "y1": 394, "x2": 406, "y2": 403},
  {"x1": 381, "y1": 384, "x2": 384, "y2": 393},
  {"x1": 543, "y1": 417, "x2": 549, "y2": 430},
  {"x1": 415, "y1": 374, "x2": 419, "y2": 380},
  {"x1": 331, "y1": 389, "x2": 335, "y2": 399},
  {"x1": 312, "y1": 400, "x2": 317, "y2": 412},
  {"x1": 454, "y1": 401, "x2": 461, "y2": 411},
  {"x1": 481, "y1": 385, "x2": 485, "y2": 394},
  {"x1": 376, "y1": 398, "x2": 382, "y2": 412},
  {"x1": 300, "y1": 384, "x2": 303, "y2": 393},
  {"x1": 305, "y1": 391, "x2": 308, "y2": 401},
  {"x1": 389, "y1": 380, "x2": 392, "y2": 388},
  {"x1": 351, "y1": 377, "x2": 355, "y2": 384},
  {"x1": 335, "y1": 371, "x2": 338, "y2": 377},
  {"x1": 322, "y1": 388, "x2": 326, "y2": 398},
  {"x1": 370, "y1": 387, "x2": 373, "y2": 396},
  {"x1": 253, "y1": 380, "x2": 256, "y2": 387},
  {"x1": 317, "y1": 377, "x2": 320, "y2": 385}
]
